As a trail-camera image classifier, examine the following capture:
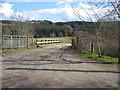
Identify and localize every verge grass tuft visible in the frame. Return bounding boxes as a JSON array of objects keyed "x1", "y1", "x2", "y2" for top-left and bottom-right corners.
[{"x1": 75, "y1": 50, "x2": 118, "y2": 64}]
